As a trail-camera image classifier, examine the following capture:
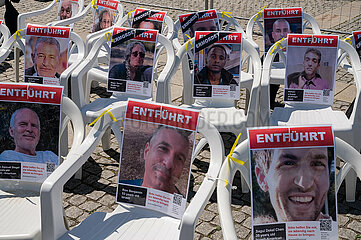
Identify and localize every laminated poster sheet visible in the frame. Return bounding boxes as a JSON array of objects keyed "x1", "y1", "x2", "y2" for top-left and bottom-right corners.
[
  {"x1": 284, "y1": 34, "x2": 339, "y2": 105},
  {"x1": 193, "y1": 31, "x2": 242, "y2": 99},
  {"x1": 248, "y1": 125, "x2": 338, "y2": 240},
  {"x1": 108, "y1": 28, "x2": 158, "y2": 97},
  {"x1": 116, "y1": 99, "x2": 200, "y2": 218},
  {"x1": 352, "y1": 30, "x2": 361, "y2": 61},
  {"x1": 131, "y1": 8, "x2": 167, "y2": 32},
  {"x1": 24, "y1": 24, "x2": 71, "y2": 85},
  {"x1": 0, "y1": 83, "x2": 63, "y2": 182},
  {"x1": 92, "y1": 0, "x2": 119, "y2": 33}
]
